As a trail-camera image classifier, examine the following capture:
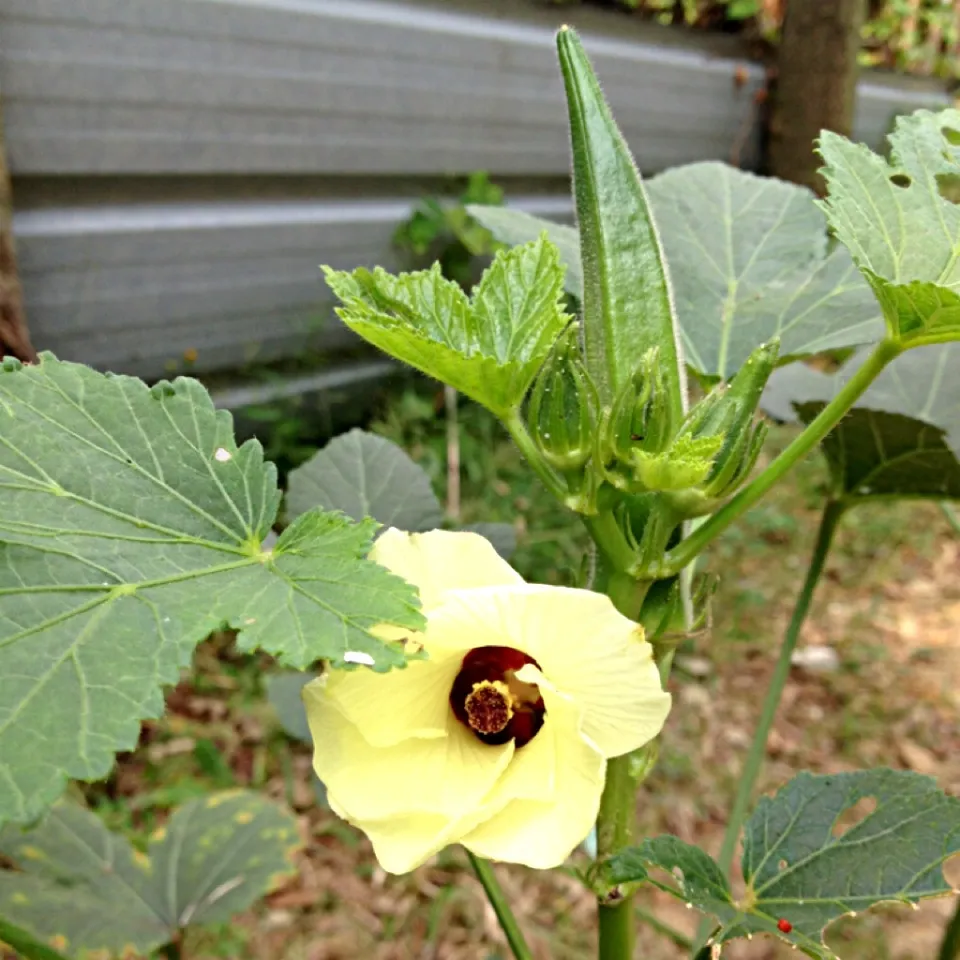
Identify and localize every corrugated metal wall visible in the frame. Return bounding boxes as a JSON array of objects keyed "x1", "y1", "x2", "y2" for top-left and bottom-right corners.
[{"x1": 1, "y1": 0, "x2": 950, "y2": 391}]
